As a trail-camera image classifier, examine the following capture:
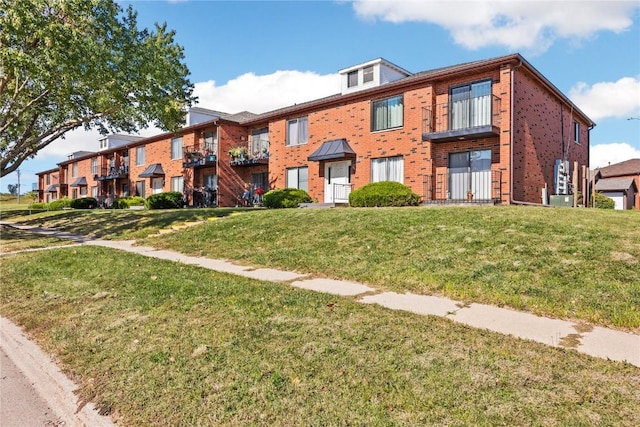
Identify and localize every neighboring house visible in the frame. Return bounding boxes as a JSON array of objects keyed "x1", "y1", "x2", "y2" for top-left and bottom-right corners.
[
  {"x1": 36, "y1": 53, "x2": 594, "y2": 207},
  {"x1": 593, "y1": 159, "x2": 640, "y2": 210}
]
